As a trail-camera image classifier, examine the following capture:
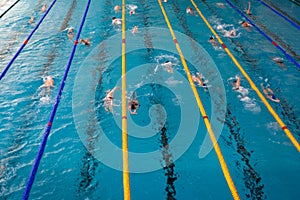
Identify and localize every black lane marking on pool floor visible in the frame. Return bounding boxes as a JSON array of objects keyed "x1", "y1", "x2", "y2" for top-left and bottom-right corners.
[
  {"x1": 225, "y1": 107, "x2": 266, "y2": 199},
  {"x1": 41, "y1": 0, "x2": 77, "y2": 75},
  {"x1": 139, "y1": 0, "x2": 179, "y2": 198},
  {"x1": 77, "y1": 151, "x2": 99, "y2": 196},
  {"x1": 60, "y1": 0, "x2": 77, "y2": 32},
  {"x1": 289, "y1": 0, "x2": 300, "y2": 6},
  {"x1": 279, "y1": 97, "x2": 300, "y2": 138},
  {"x1": 160, "y1": 126, "x2": 178, "y2": 199},
  {"x1": 263, "y1": 0, "x2": 300, "y2": 27},
  {"x1": 77, "y1": 0, "x2": 112, "y2": 198},
  {"x1": 139, "y1": 0, "x2": 154, "y2": 58}
]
